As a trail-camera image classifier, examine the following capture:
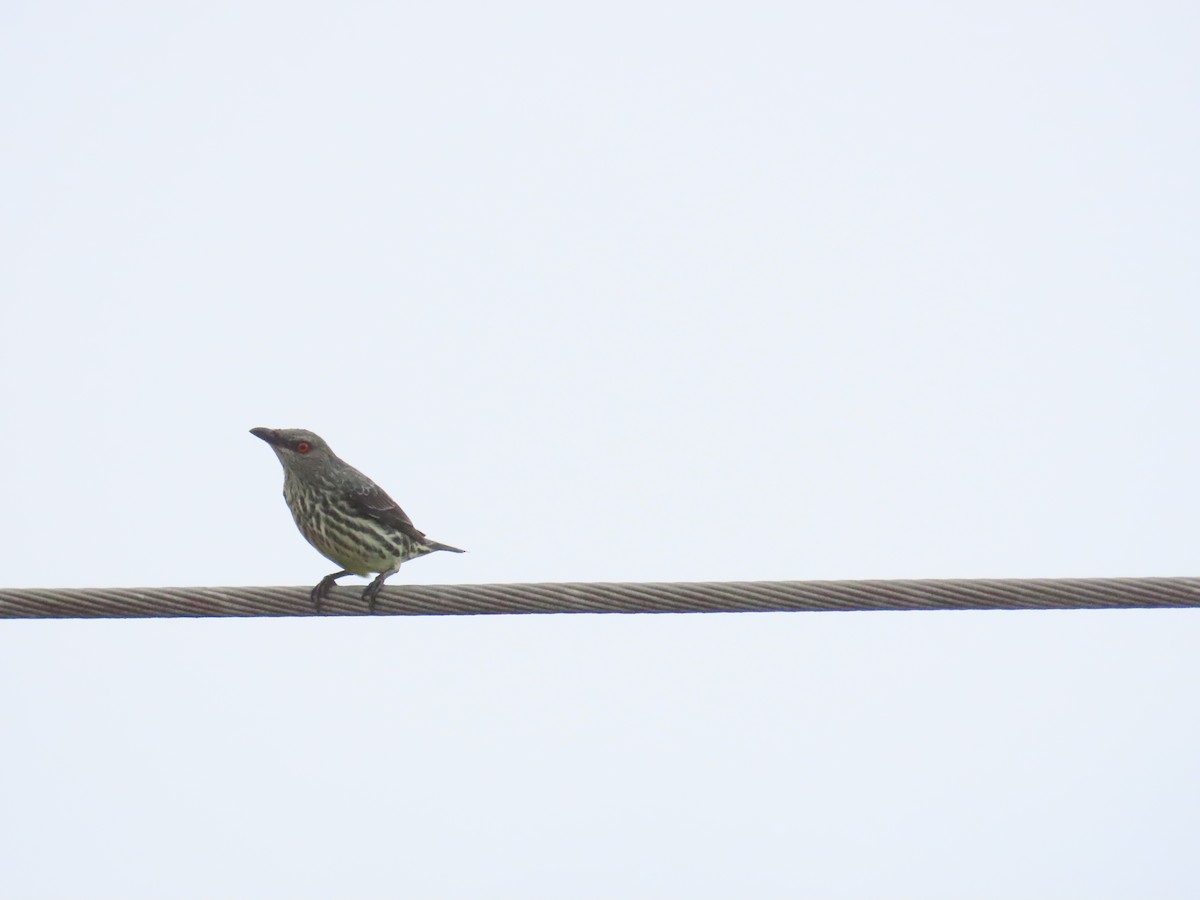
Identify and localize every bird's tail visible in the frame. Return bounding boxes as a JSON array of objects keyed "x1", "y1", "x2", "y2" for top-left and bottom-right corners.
[{"x1": 427, "y1": 540, "x2": 466, "y2": 554}]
